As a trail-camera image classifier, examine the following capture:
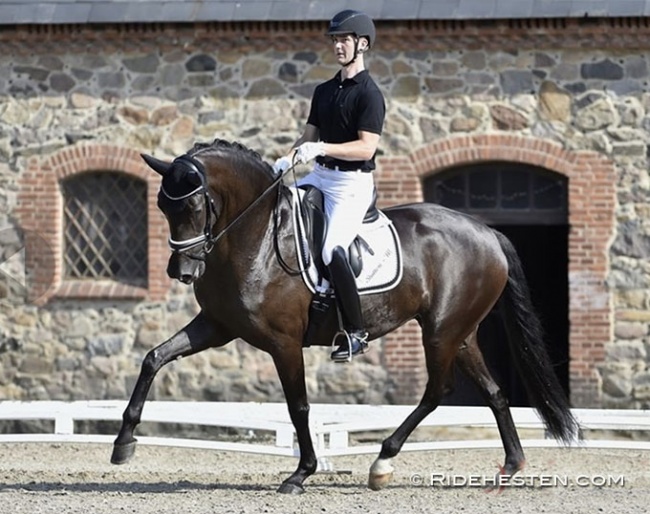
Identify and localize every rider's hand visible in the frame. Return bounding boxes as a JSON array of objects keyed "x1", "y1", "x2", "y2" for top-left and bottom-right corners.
[
  {"x1": 295, "y1": 142, "x2": 325, "y2": 164},
  {"x1": 272, "y1": 156, "x2": 292, "y2": 175}
]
